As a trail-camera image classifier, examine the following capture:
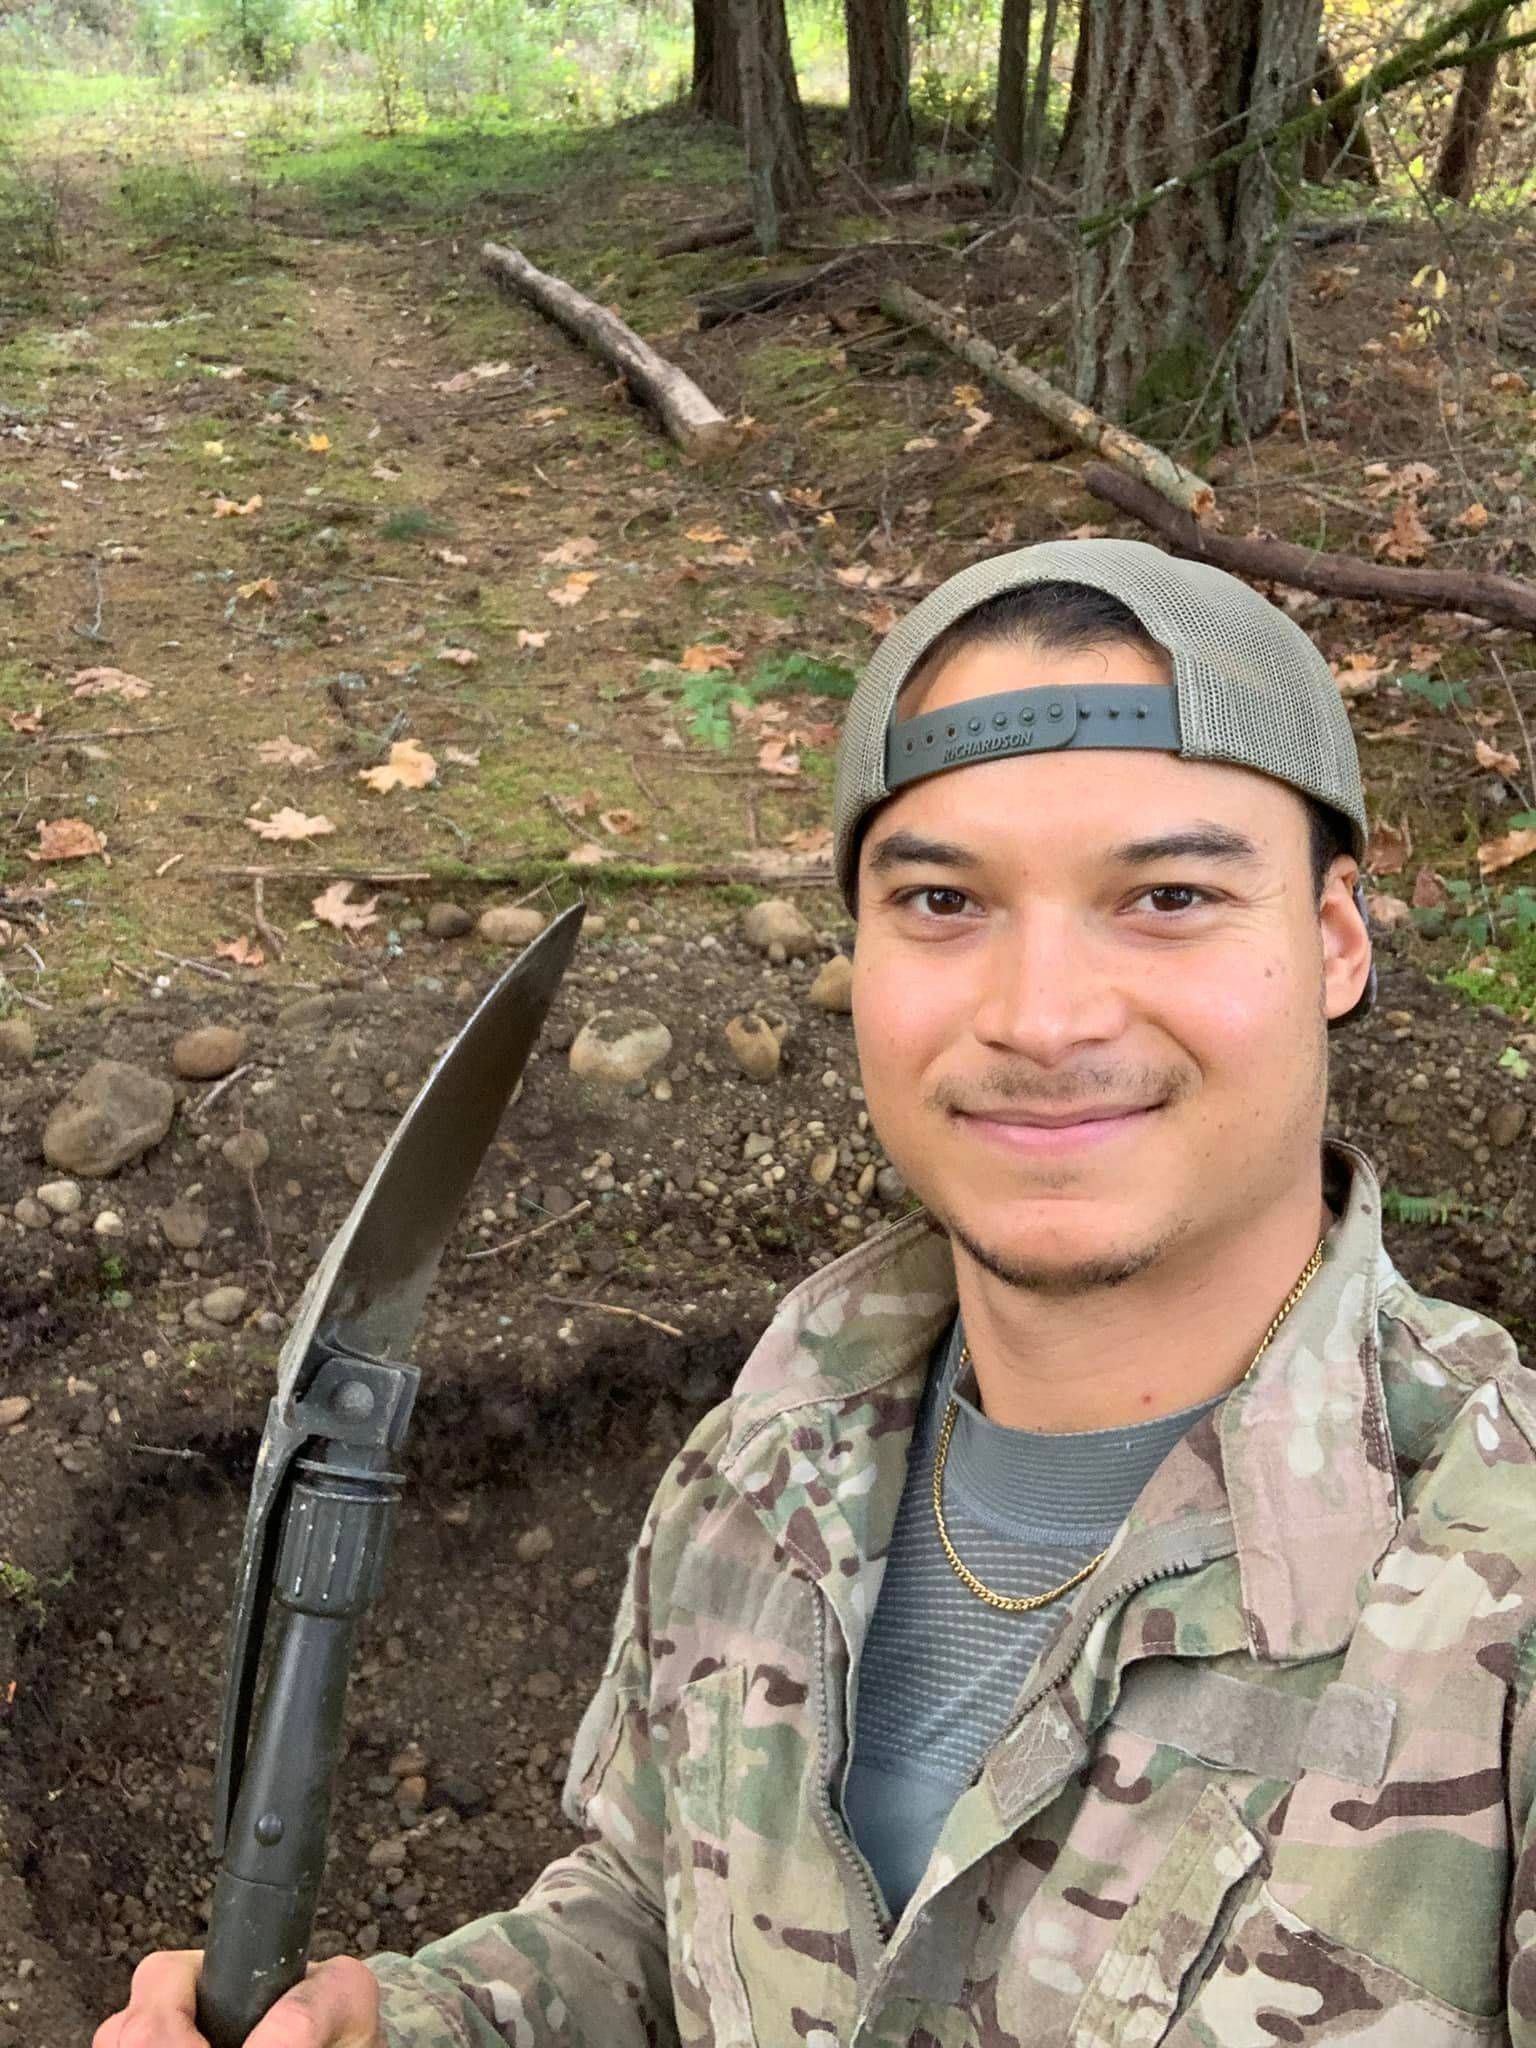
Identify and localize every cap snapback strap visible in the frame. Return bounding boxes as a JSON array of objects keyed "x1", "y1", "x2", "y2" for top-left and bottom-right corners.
[{"x1": 885, "y1": 683, "x2": 1181, "y2": 791}]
